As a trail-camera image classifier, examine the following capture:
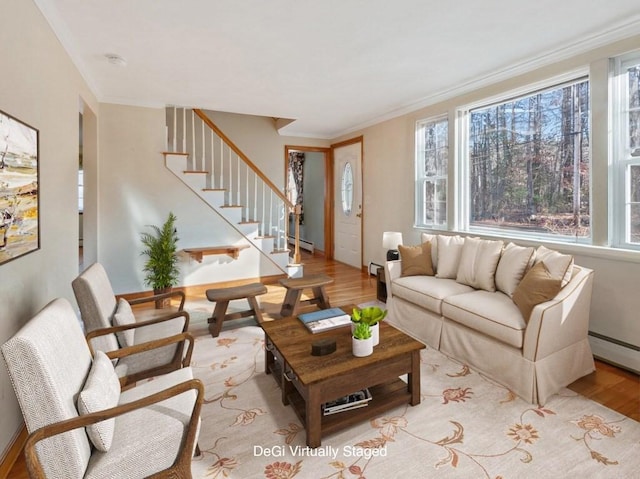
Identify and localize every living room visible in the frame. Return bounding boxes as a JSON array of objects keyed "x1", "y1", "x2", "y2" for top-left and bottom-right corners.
[{"x1": 2, "y1": 1, "x2": 640, "y2": 477}]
